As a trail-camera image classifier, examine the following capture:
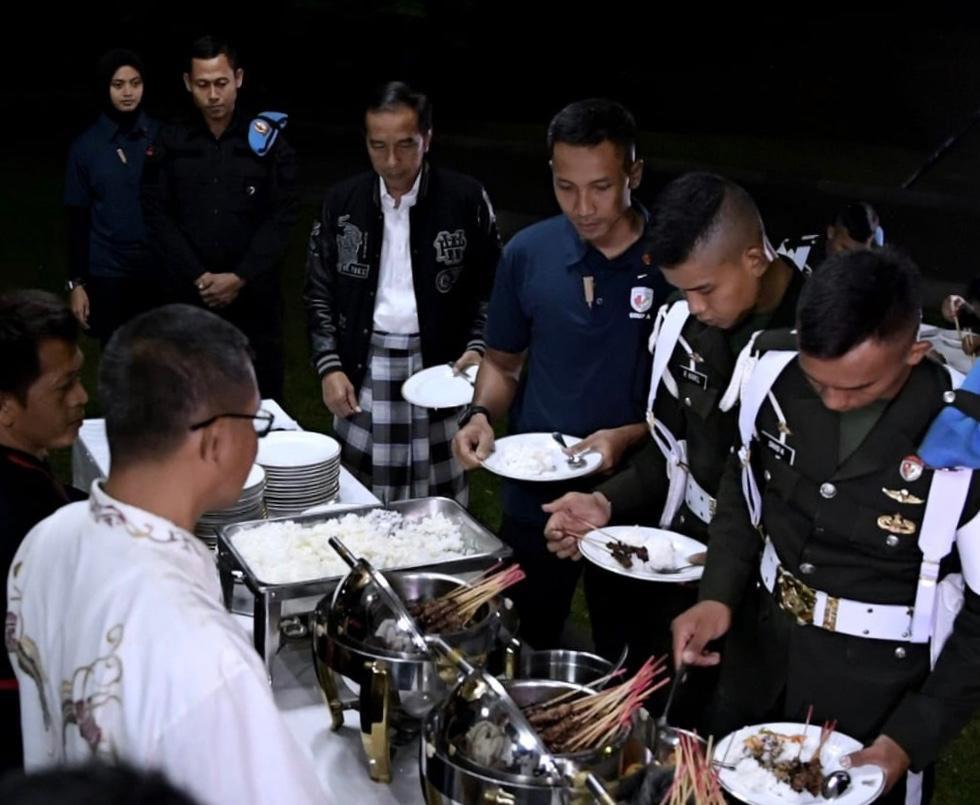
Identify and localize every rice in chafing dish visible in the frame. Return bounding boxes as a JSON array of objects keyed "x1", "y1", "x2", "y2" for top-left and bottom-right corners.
[{"x1": 231, "y1": 509, "x2": 468, "y2": 583}]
